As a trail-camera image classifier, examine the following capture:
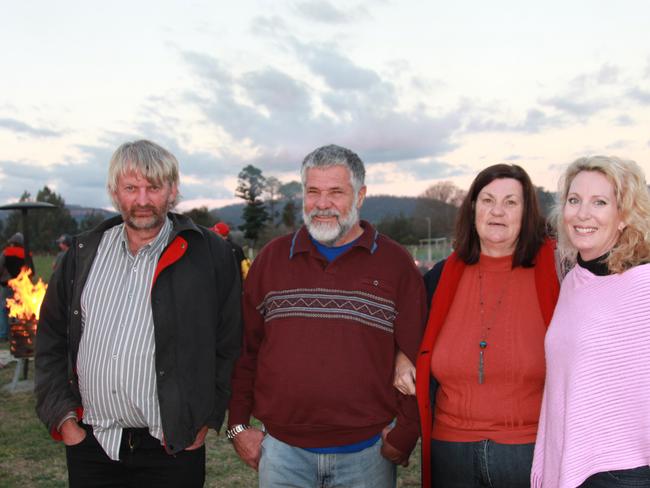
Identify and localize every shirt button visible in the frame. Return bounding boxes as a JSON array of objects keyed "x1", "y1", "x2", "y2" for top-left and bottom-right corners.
[
  {"x1": 158, "y1": 370, "x2": 165, "y2": 376},
  {"x1": 112, "y1": 355, "x2": 118, "y2": 360},
  {"x1": 373, "y1": 280, "x2": 379, "y2": 286}
]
